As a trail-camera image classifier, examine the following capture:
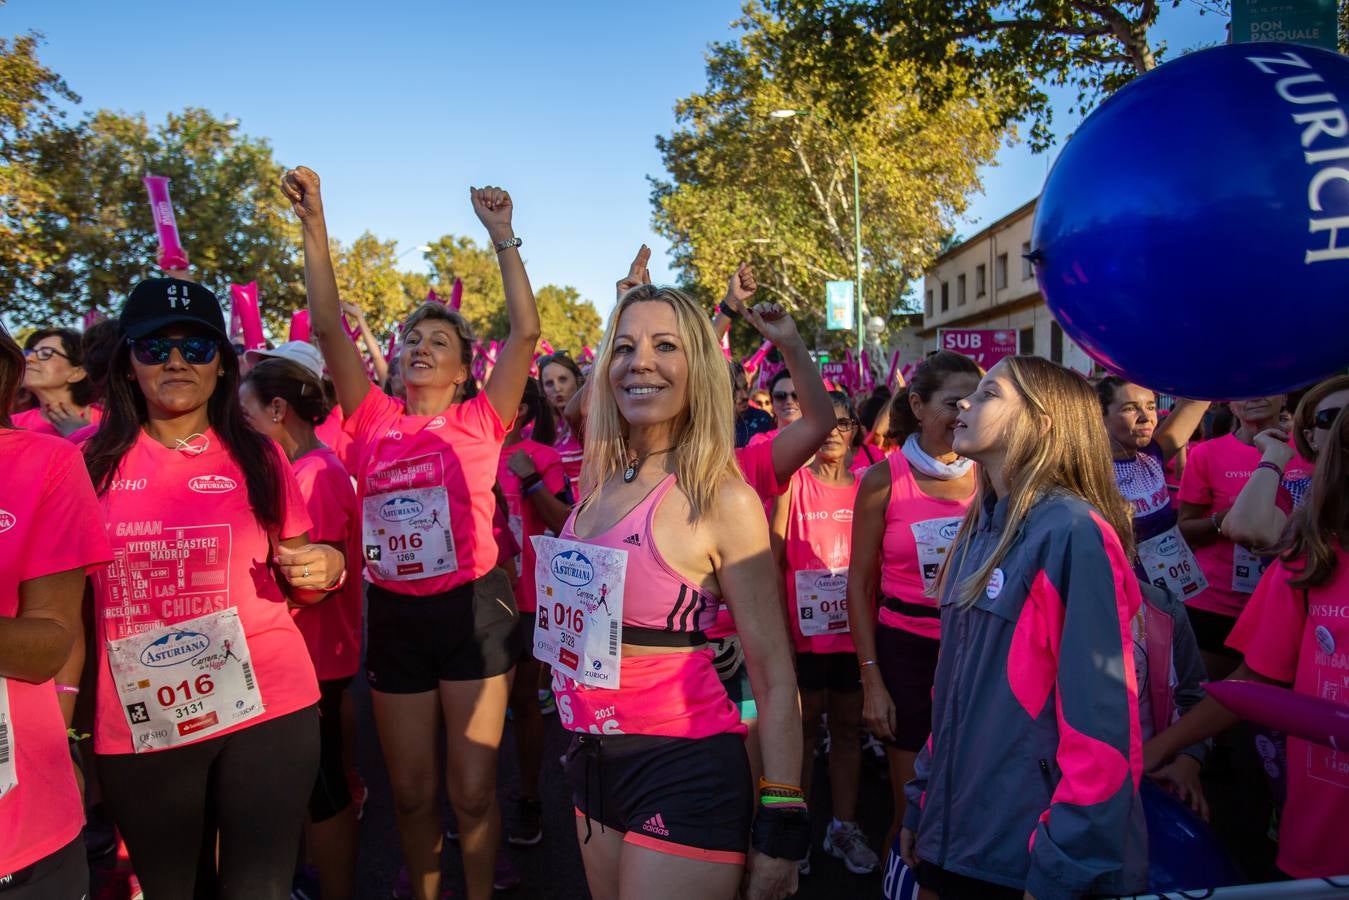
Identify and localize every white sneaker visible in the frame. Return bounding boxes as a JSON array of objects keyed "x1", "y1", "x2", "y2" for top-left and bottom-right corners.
[{"x1": 823, "y1": 821, "x2": 879, "y2": 875}]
